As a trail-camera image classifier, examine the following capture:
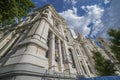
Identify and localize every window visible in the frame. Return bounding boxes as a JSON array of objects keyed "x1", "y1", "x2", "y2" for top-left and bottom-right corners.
[
  {"x1": 76, "y1": 49, "x2": 79, "y2": 55},
  {"x1": 55, "y1": 52, "x2": 59, "y2": 62},
  {"x1": 61, "y1": 41, "x2": 65, "y2": 63},
  {"x1": 101, "y1": 39, "x2": 104, "y2": 42},
  {"x1": 45, "y1": 50, "x2": 49, "y2": 58},
  {"x1": 55, "y1": 37, "x2": 58, "y2": 49},
  {"x1": 45, "y1": 31, "x2": 50, "y2": 58},
  {"x1": 68, "y1": 49, "x2": 76, "y2": 68},
  {"x1": 66, "y1": 36, "x2": 69, "y2": 42},
  {"x1": 81, "y1": 49, "x2": 85, "y2": 55},
  {"x1": 55, "y1": 22, "x2": 59, "y2": 30},
  {"x1": 47, "y1": 31, "x2": 50, "y2": 46},
  {"x1": 112, "y1": 55, "x2": 115, "y2": 60},
  {"x1": 82, "y1": 65, "x2": 87, "y2": 74},
  {"x1": 88, "y1": 65, "x2": 93, "y2": 73}
]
